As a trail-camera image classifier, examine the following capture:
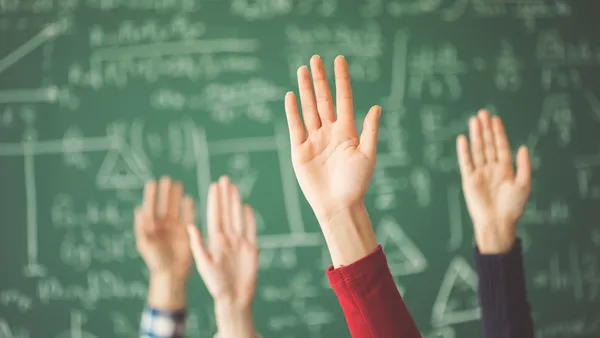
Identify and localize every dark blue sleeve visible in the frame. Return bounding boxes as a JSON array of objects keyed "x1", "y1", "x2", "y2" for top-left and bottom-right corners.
[{"x1": 474, "y1": 239, "x2": 534, "y2": 338}]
